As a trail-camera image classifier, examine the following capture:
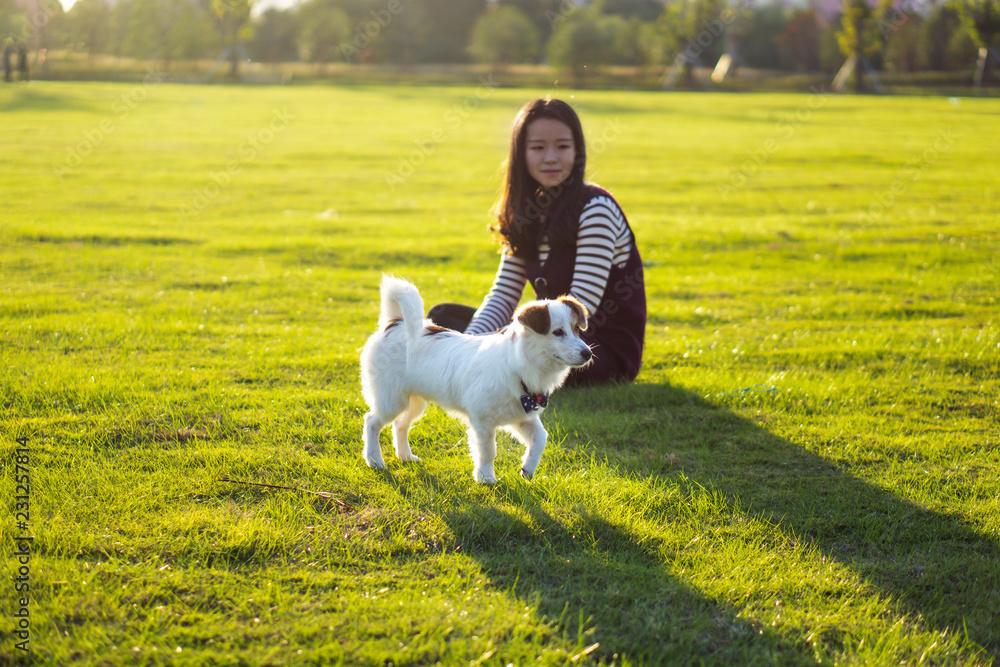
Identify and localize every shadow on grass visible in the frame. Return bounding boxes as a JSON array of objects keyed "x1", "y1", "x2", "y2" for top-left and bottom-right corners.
[
  {"x1": 442, "y1": 503, "x2": 802, "y2": 664},
  {"x1": 589, "y1": 383, "x2": 998, "y2": 659},
  {"x1": 0, "y1": 87, "x2": 99, "y2": 112},
  {"x1": 431, "y1": 382, "x2": 998, "y2": 663}
]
